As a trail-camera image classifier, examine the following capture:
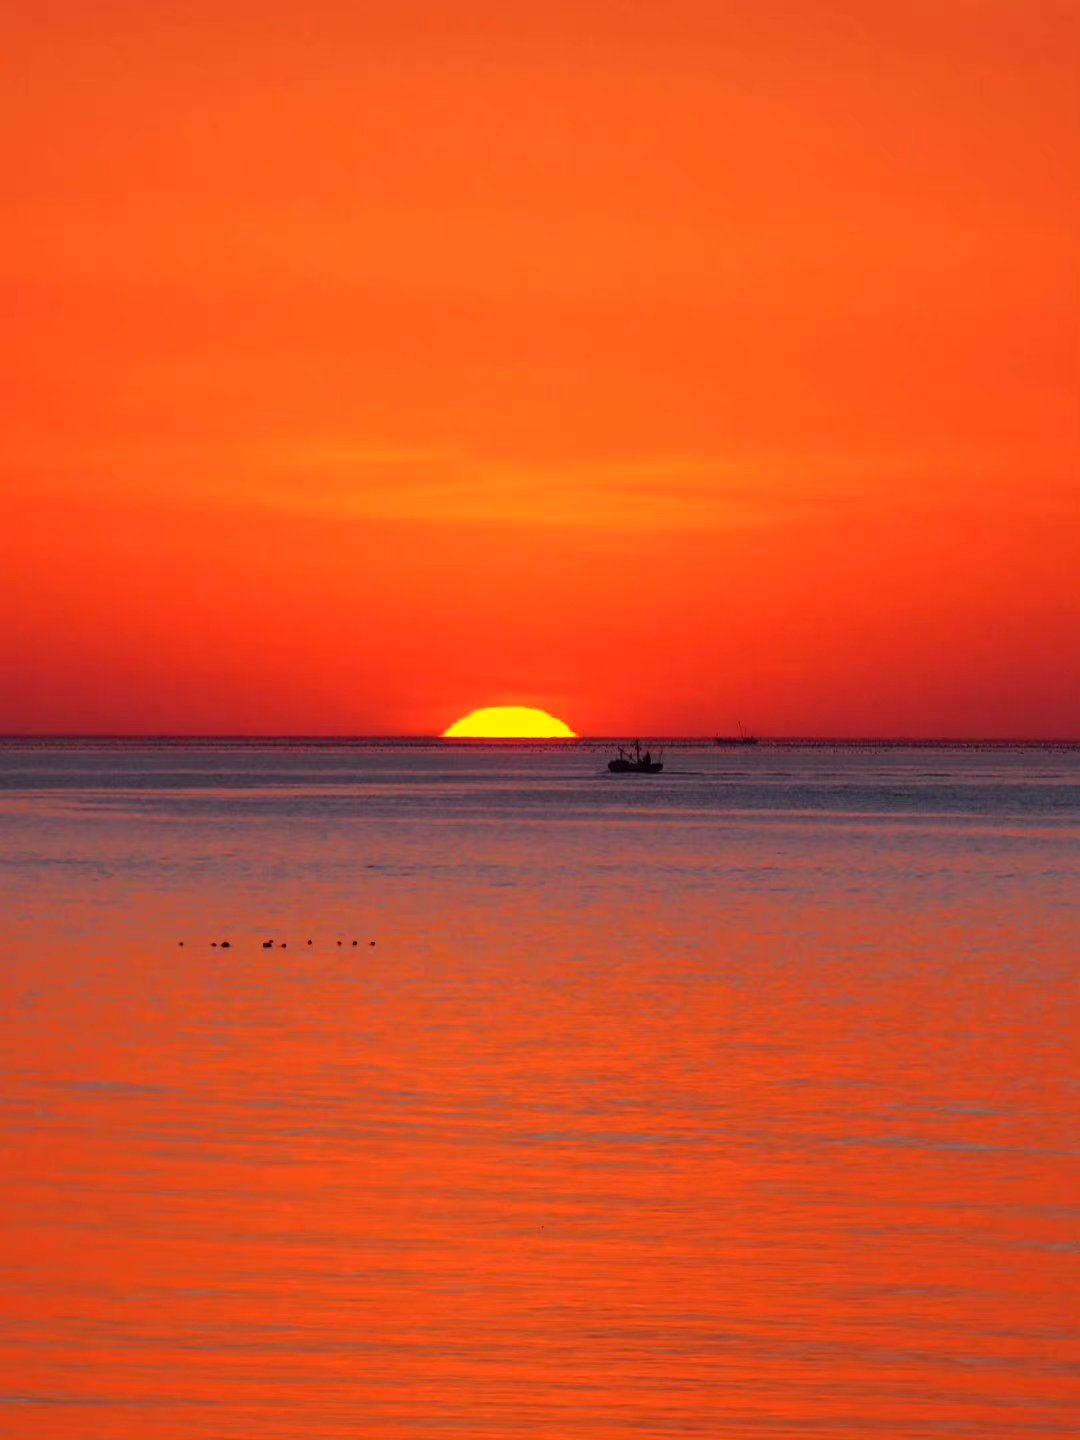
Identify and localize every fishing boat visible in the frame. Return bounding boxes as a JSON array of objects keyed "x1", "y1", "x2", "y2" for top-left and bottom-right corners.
[
  {"x1": 714, "y1": 722, "x2": 758, "y2": 747},
  {"x1": 608, "y1": 740, "x2": 663, "y2": 773}
]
